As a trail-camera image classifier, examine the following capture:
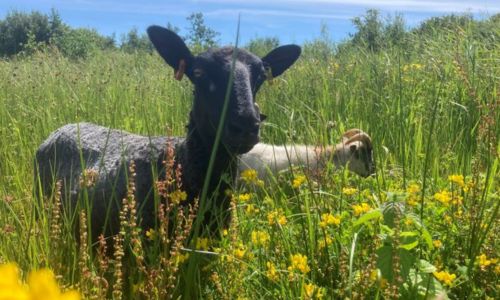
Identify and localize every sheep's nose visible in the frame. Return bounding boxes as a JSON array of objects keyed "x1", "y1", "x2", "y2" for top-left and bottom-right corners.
[{"x1": 227, "y1": 118, "x2": 260, "y2": 137}]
